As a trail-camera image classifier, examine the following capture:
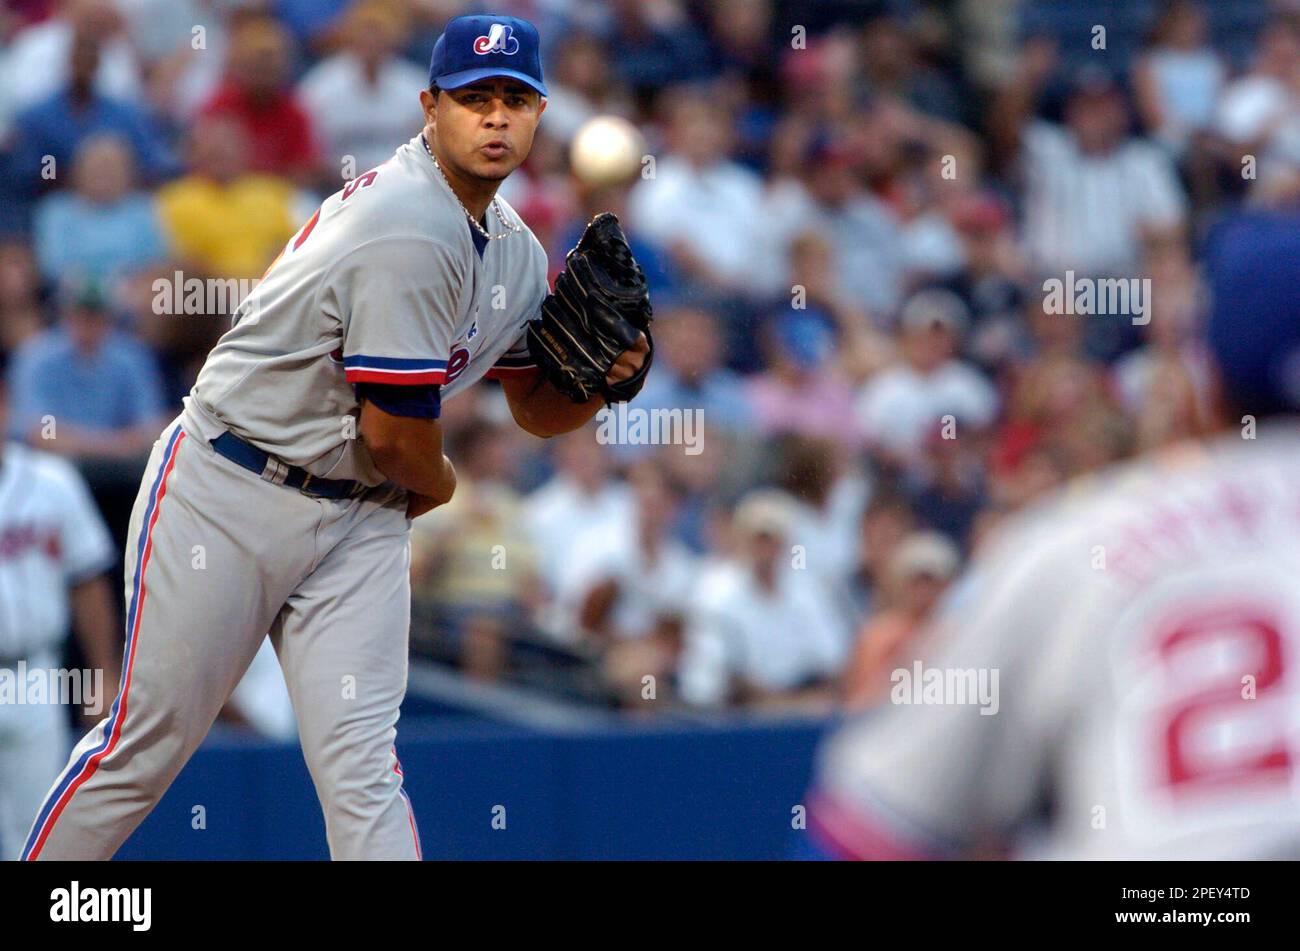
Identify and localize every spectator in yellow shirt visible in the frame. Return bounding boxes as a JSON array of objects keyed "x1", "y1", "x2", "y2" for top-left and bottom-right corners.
[{"x1": 155, "y1": 115, "x2": 309, "y2": 279}]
